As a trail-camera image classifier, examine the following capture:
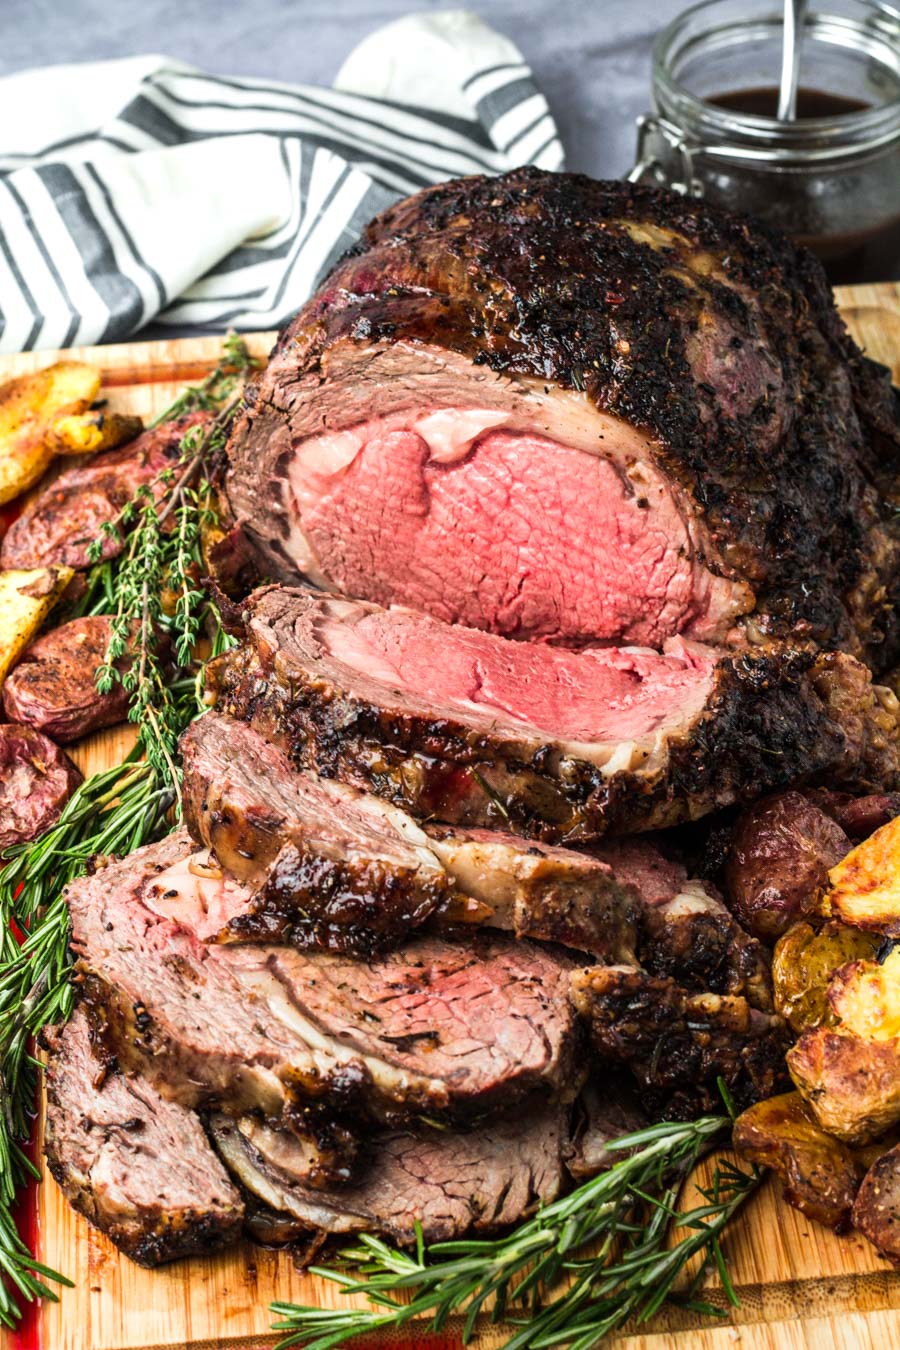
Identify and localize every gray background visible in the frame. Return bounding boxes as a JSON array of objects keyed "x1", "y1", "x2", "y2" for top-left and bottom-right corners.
[{"x1": 0, "y1": 0, "x2": 690, "y2": 178}]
